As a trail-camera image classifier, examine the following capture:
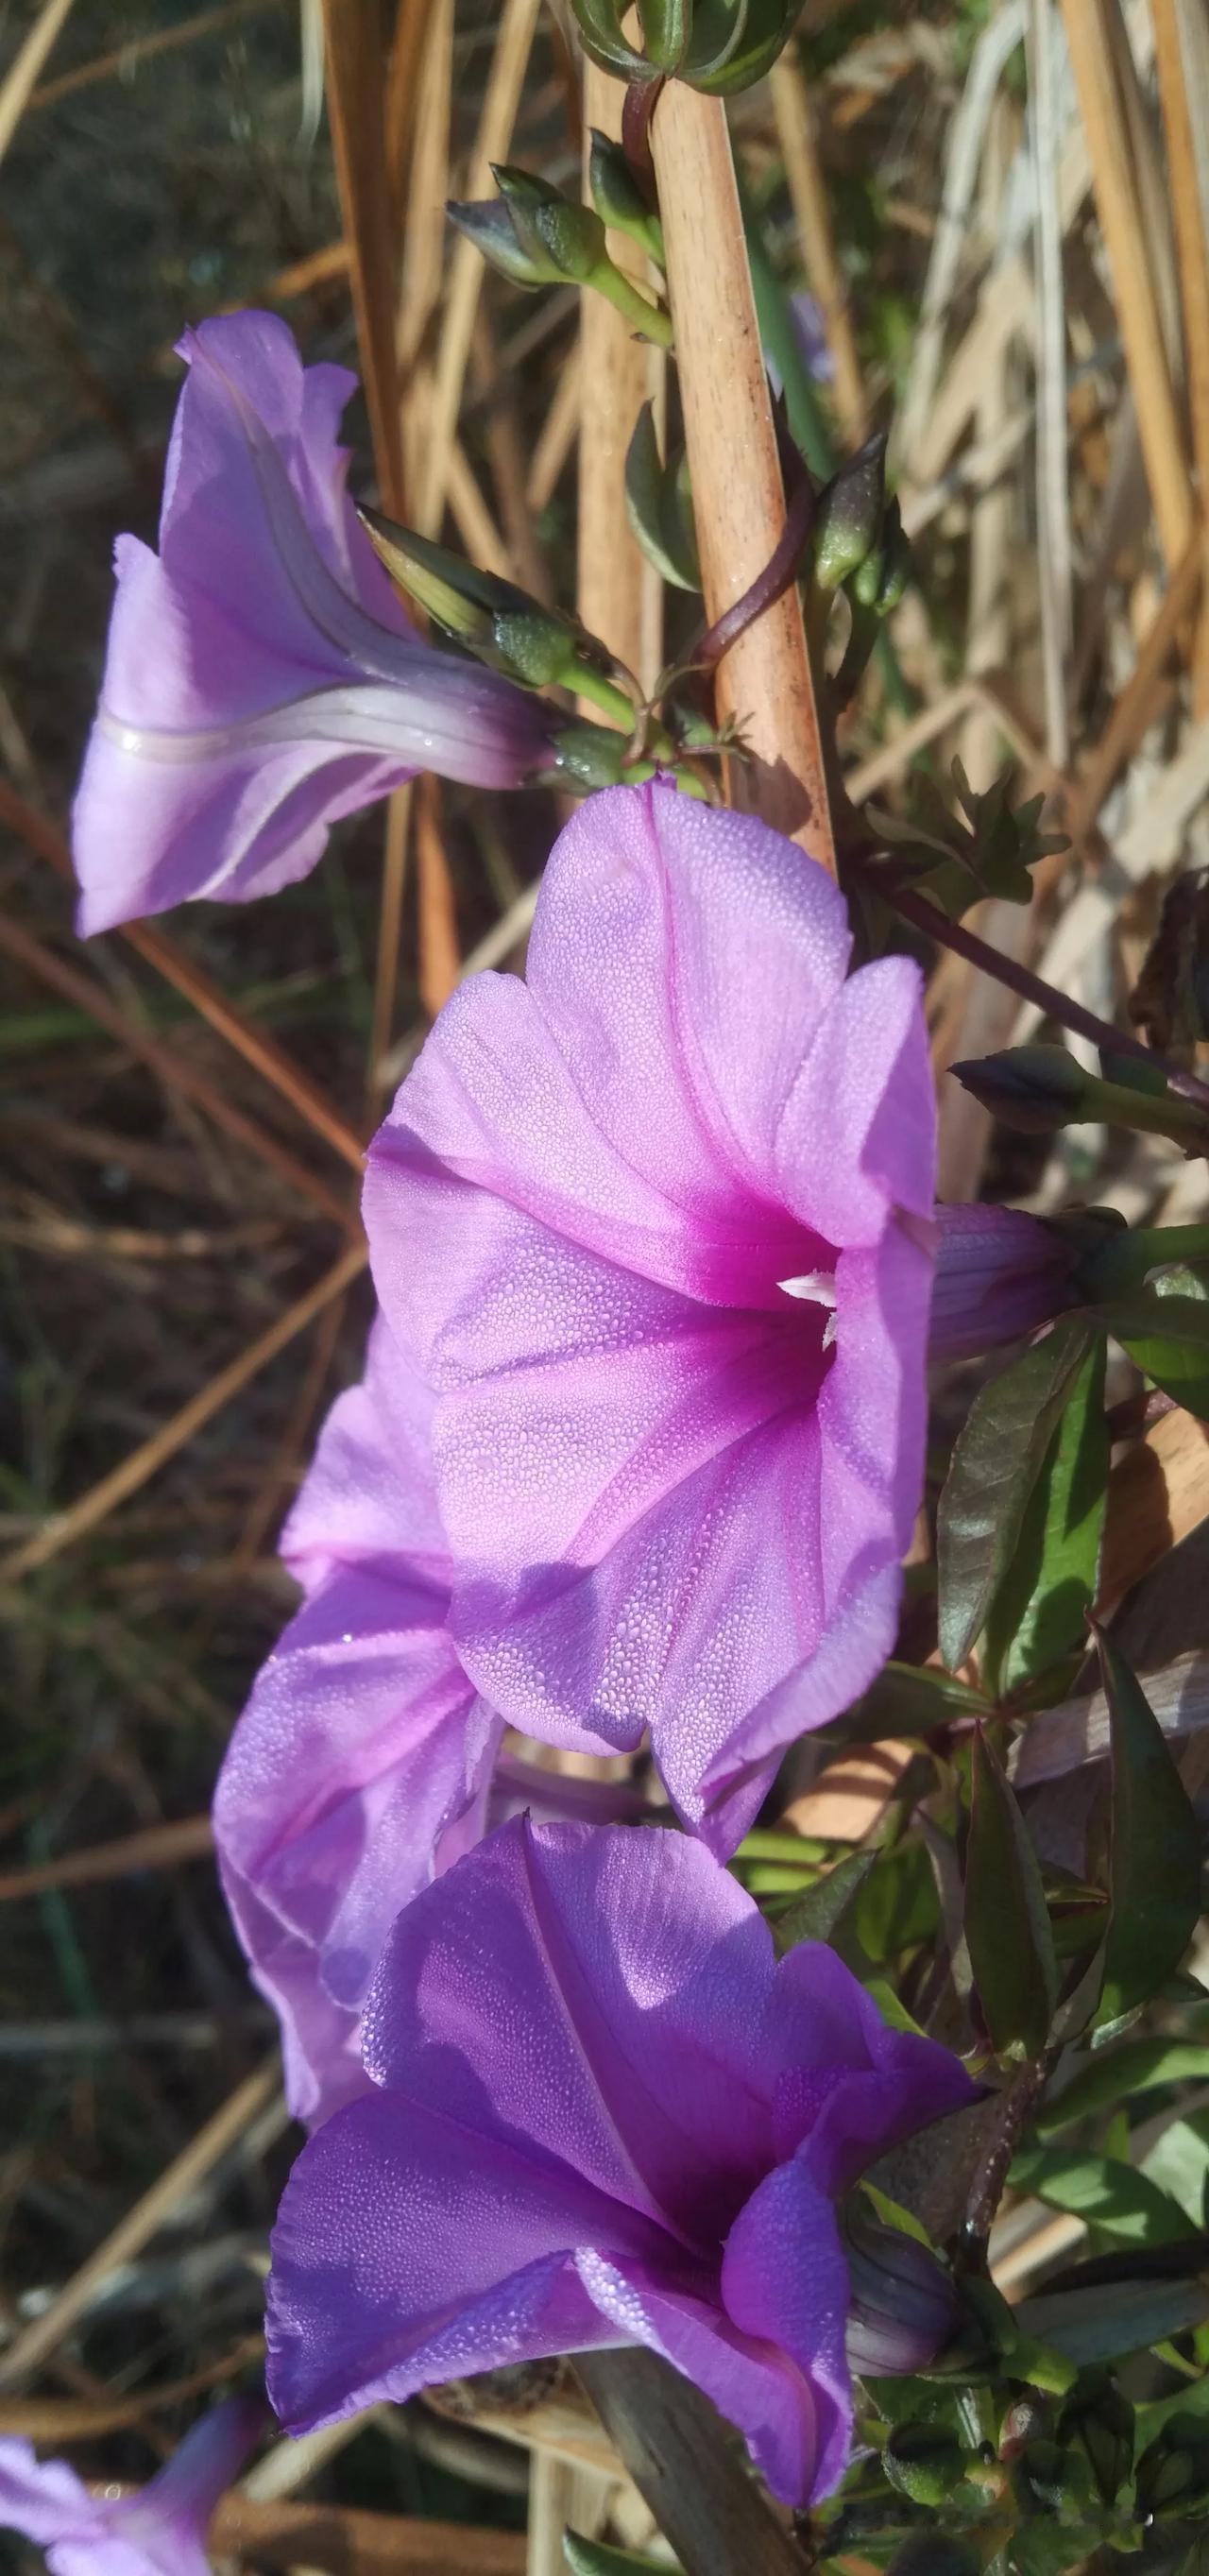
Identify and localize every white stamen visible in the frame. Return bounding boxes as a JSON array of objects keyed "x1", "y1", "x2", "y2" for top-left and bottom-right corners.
[{"x1": 777, "y1": 1271, "x2": 837, "y2": 1308}]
